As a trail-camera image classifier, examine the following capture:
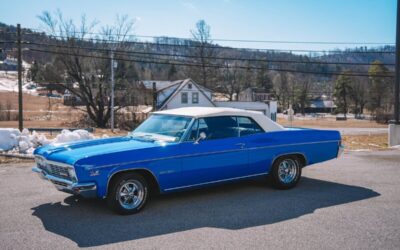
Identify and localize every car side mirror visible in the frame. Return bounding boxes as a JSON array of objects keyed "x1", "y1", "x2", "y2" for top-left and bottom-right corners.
[{"x1": 194, "y1": 132, "x2": 206, "y2": 144}]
